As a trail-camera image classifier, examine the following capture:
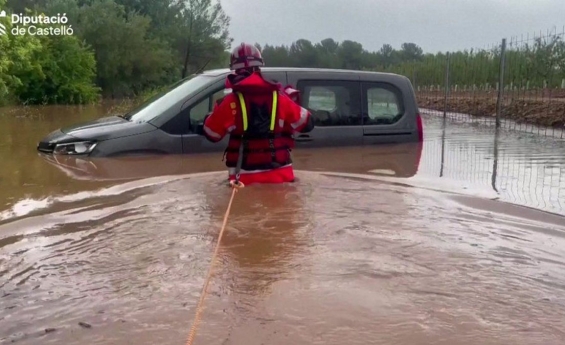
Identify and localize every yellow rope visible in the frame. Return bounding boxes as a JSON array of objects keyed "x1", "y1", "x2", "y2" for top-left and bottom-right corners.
[{"x1": 184, "y1": 180, "x2": 244, "y2": 345}]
